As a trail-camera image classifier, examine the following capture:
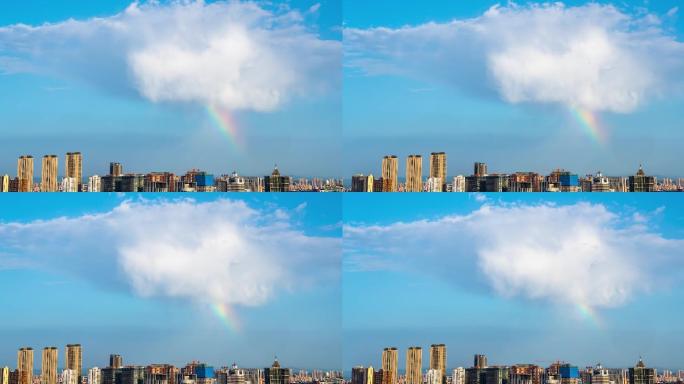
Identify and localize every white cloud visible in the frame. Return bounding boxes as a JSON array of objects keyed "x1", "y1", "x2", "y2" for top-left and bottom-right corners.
[
  {"x1": 344, "y1": 202, "x2": 684, "y2": 309},
  {"x1": 0, "y1": 198, "x2": 340, "y2": 307},
  {"x1": 345, "y1": 3, "x2": 684, "y2": 113},
  {"x1": 0, "y1": 1, "x2": 340, "y2": 112}
]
